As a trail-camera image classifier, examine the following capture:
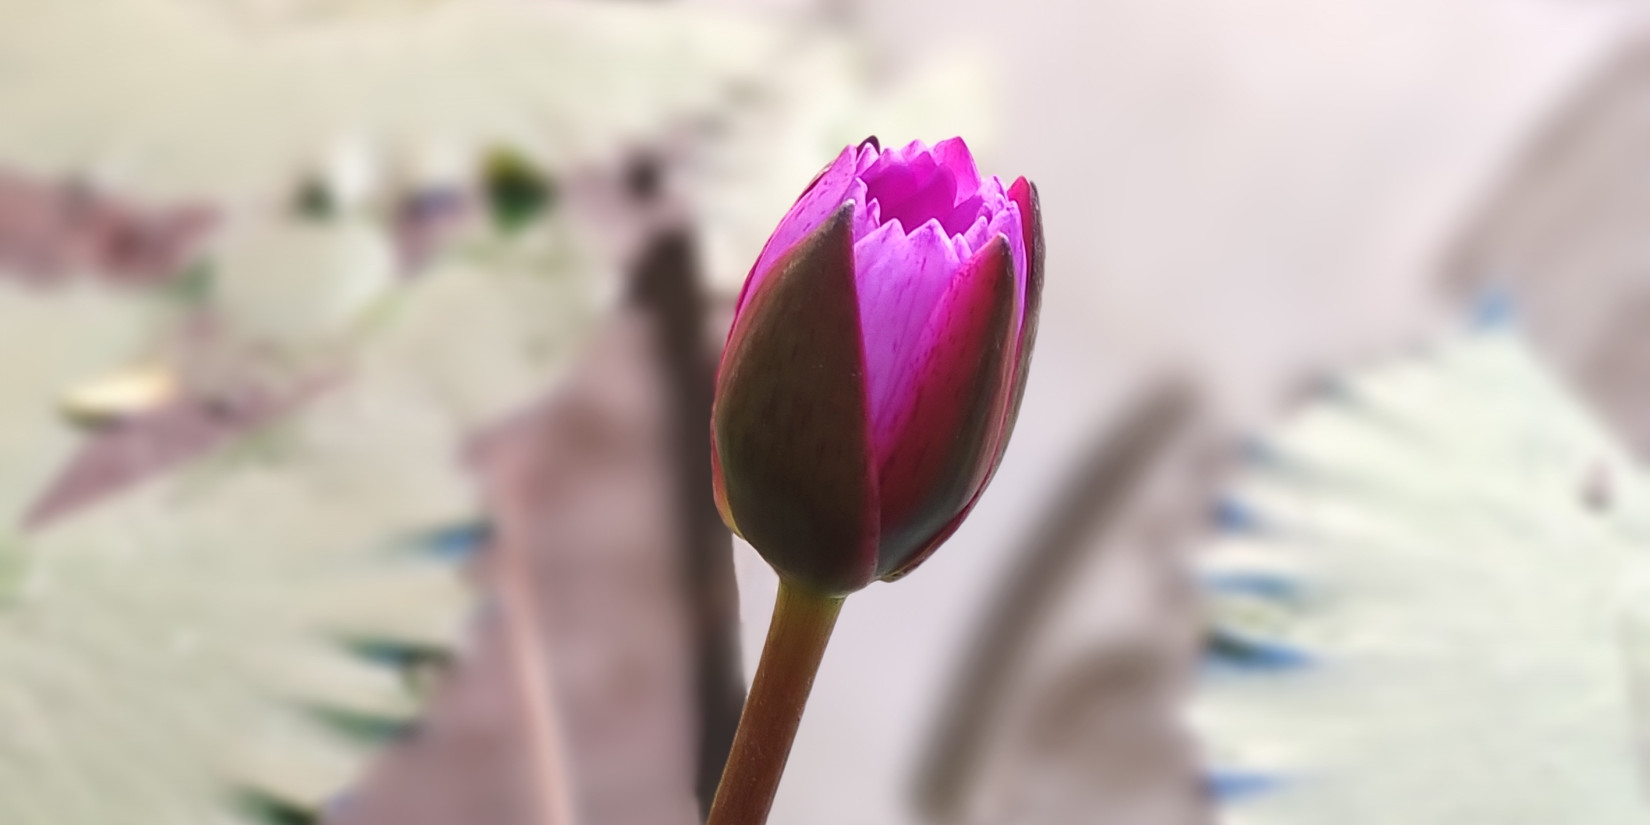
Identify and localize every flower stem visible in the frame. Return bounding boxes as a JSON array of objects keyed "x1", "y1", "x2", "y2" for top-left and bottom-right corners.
[{"x1": 706, "y1": 579, "x2": 845, "y2": 825}]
